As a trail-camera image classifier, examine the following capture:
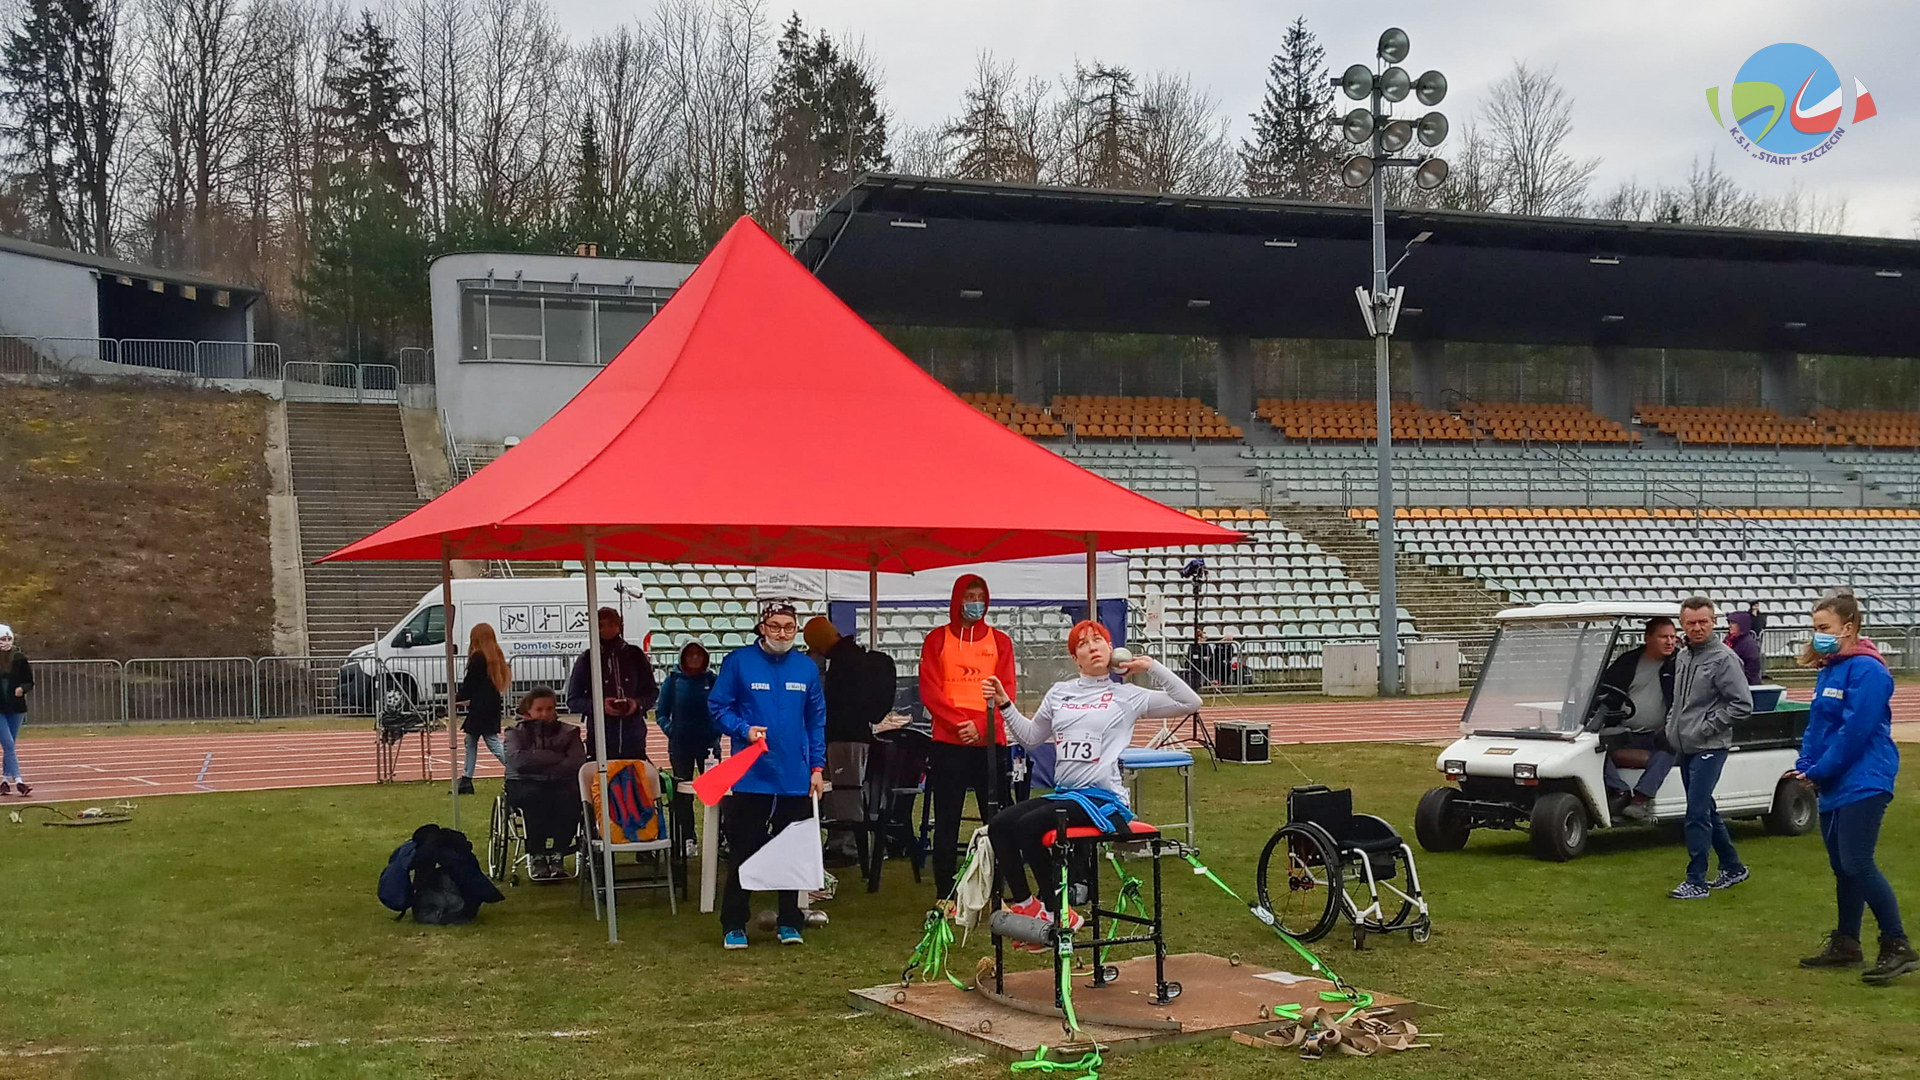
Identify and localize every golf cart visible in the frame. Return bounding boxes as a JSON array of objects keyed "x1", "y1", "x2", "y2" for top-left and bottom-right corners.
[{"x1": 1414, "y1": 602, "x2": 1816, "y2": 861}]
